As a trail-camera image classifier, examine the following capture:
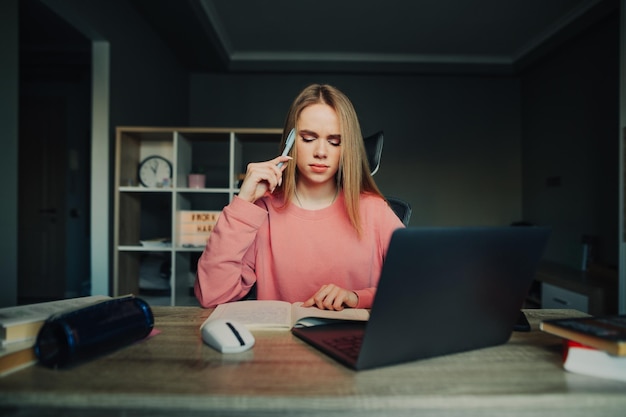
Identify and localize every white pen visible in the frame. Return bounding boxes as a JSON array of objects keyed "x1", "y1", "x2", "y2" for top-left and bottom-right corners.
[{"x1": 277, "y1": 128, "x2": 296, "y2": 168}]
